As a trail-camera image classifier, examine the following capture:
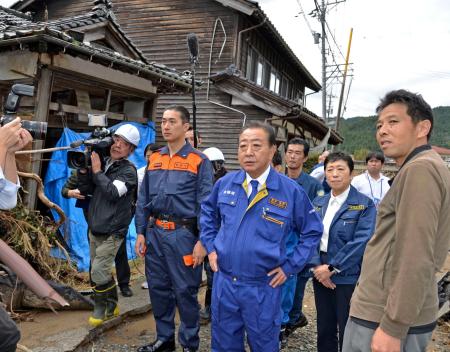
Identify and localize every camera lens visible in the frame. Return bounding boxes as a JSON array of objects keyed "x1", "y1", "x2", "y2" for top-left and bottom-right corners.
[
  {"x1": 67, "y1": 151, "x2": 90, "y2": 170},
  {"x1": 21, "y1": 120, "x2": 47, "y2": 140},
  {"x1": 0, "y1": 115, "x2": 47, "y2": 140}
]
